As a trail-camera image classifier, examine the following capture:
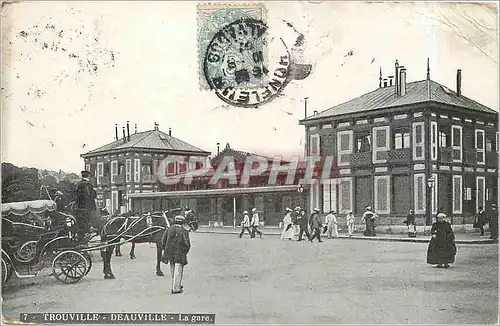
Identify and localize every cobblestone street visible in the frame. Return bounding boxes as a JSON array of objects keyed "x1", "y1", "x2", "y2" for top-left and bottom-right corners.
[{"x1": 2, "y1": 233, "x2": 498, "y2": 324}]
